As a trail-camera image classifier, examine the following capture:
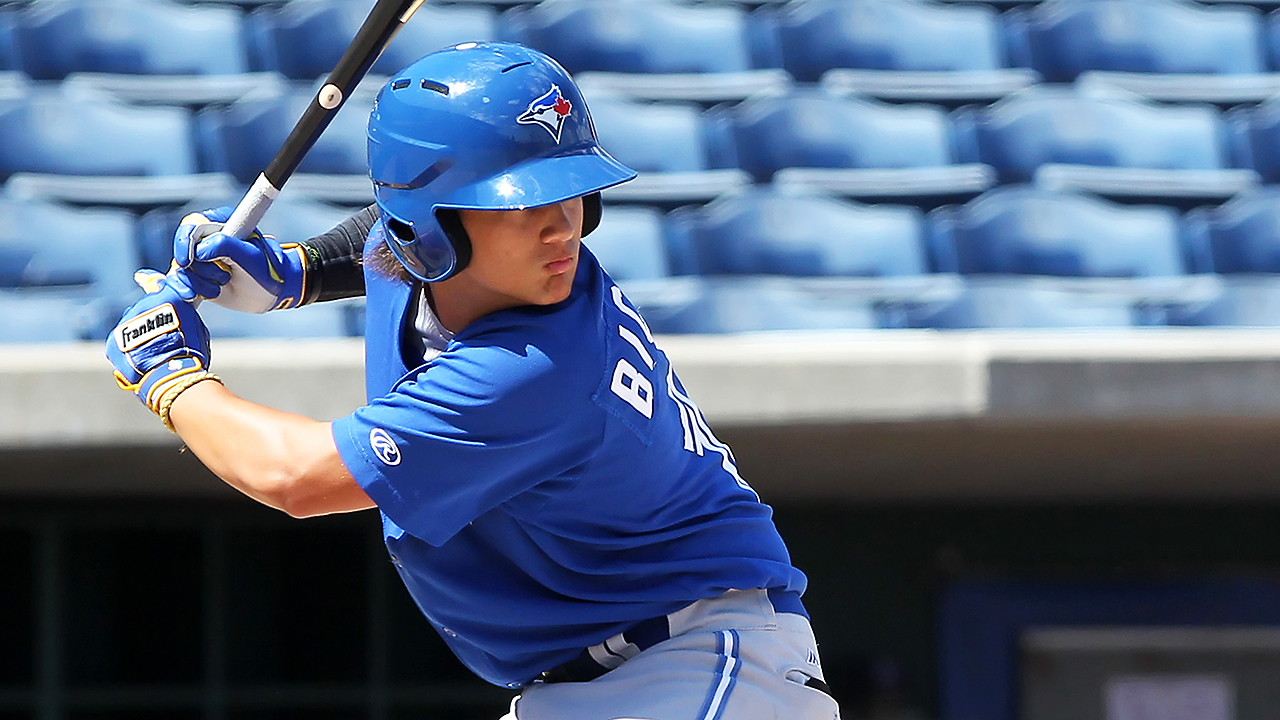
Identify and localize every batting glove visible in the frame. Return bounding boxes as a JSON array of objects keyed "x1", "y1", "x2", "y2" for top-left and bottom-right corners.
[
  {"x1": 171, "y1": 207, "x2": 308, "y2": 314},
  {"x1": 106, "y1": 269, "x2": 220, "y2": 432}
]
